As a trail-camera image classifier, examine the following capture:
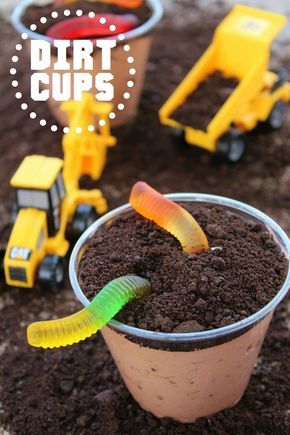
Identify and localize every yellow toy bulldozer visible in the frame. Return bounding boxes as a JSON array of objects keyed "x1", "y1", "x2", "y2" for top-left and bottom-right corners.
[
  {"x1": 3, "y1": 155, "x2": 108, "y2": 289},
  {"x1": 159, "y1": 5, "x2": 290, "y2": 162},
  {"x1": 2, "y1": 93, "x2": 117, "y2": 289}
]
